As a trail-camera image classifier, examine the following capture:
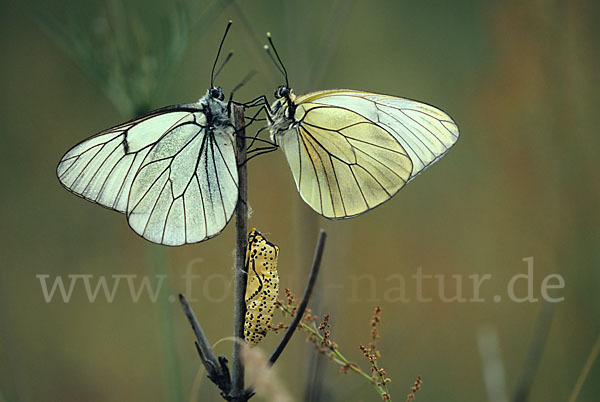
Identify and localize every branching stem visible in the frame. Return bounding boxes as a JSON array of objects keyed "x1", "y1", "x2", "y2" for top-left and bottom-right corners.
[{"x1": 231, "y1": 104, "x2": 249, "y2": 401}]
